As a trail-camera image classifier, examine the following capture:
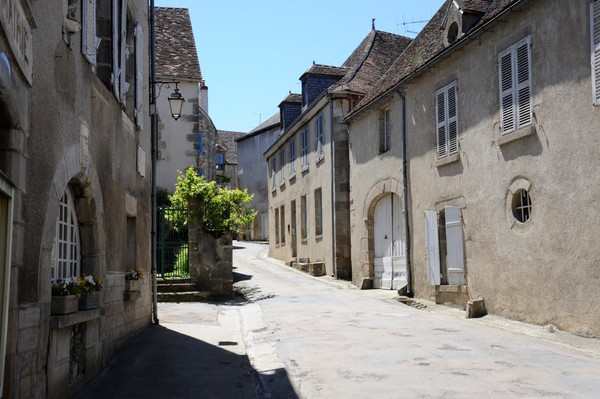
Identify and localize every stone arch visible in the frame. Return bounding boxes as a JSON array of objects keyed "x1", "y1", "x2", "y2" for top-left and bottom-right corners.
[
  {"x1": 359, "y1": 178, "x2": 403, "y2": 286},
  {"x1": 40, "y1": 144, "x2": 106, "y2": 304}
]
